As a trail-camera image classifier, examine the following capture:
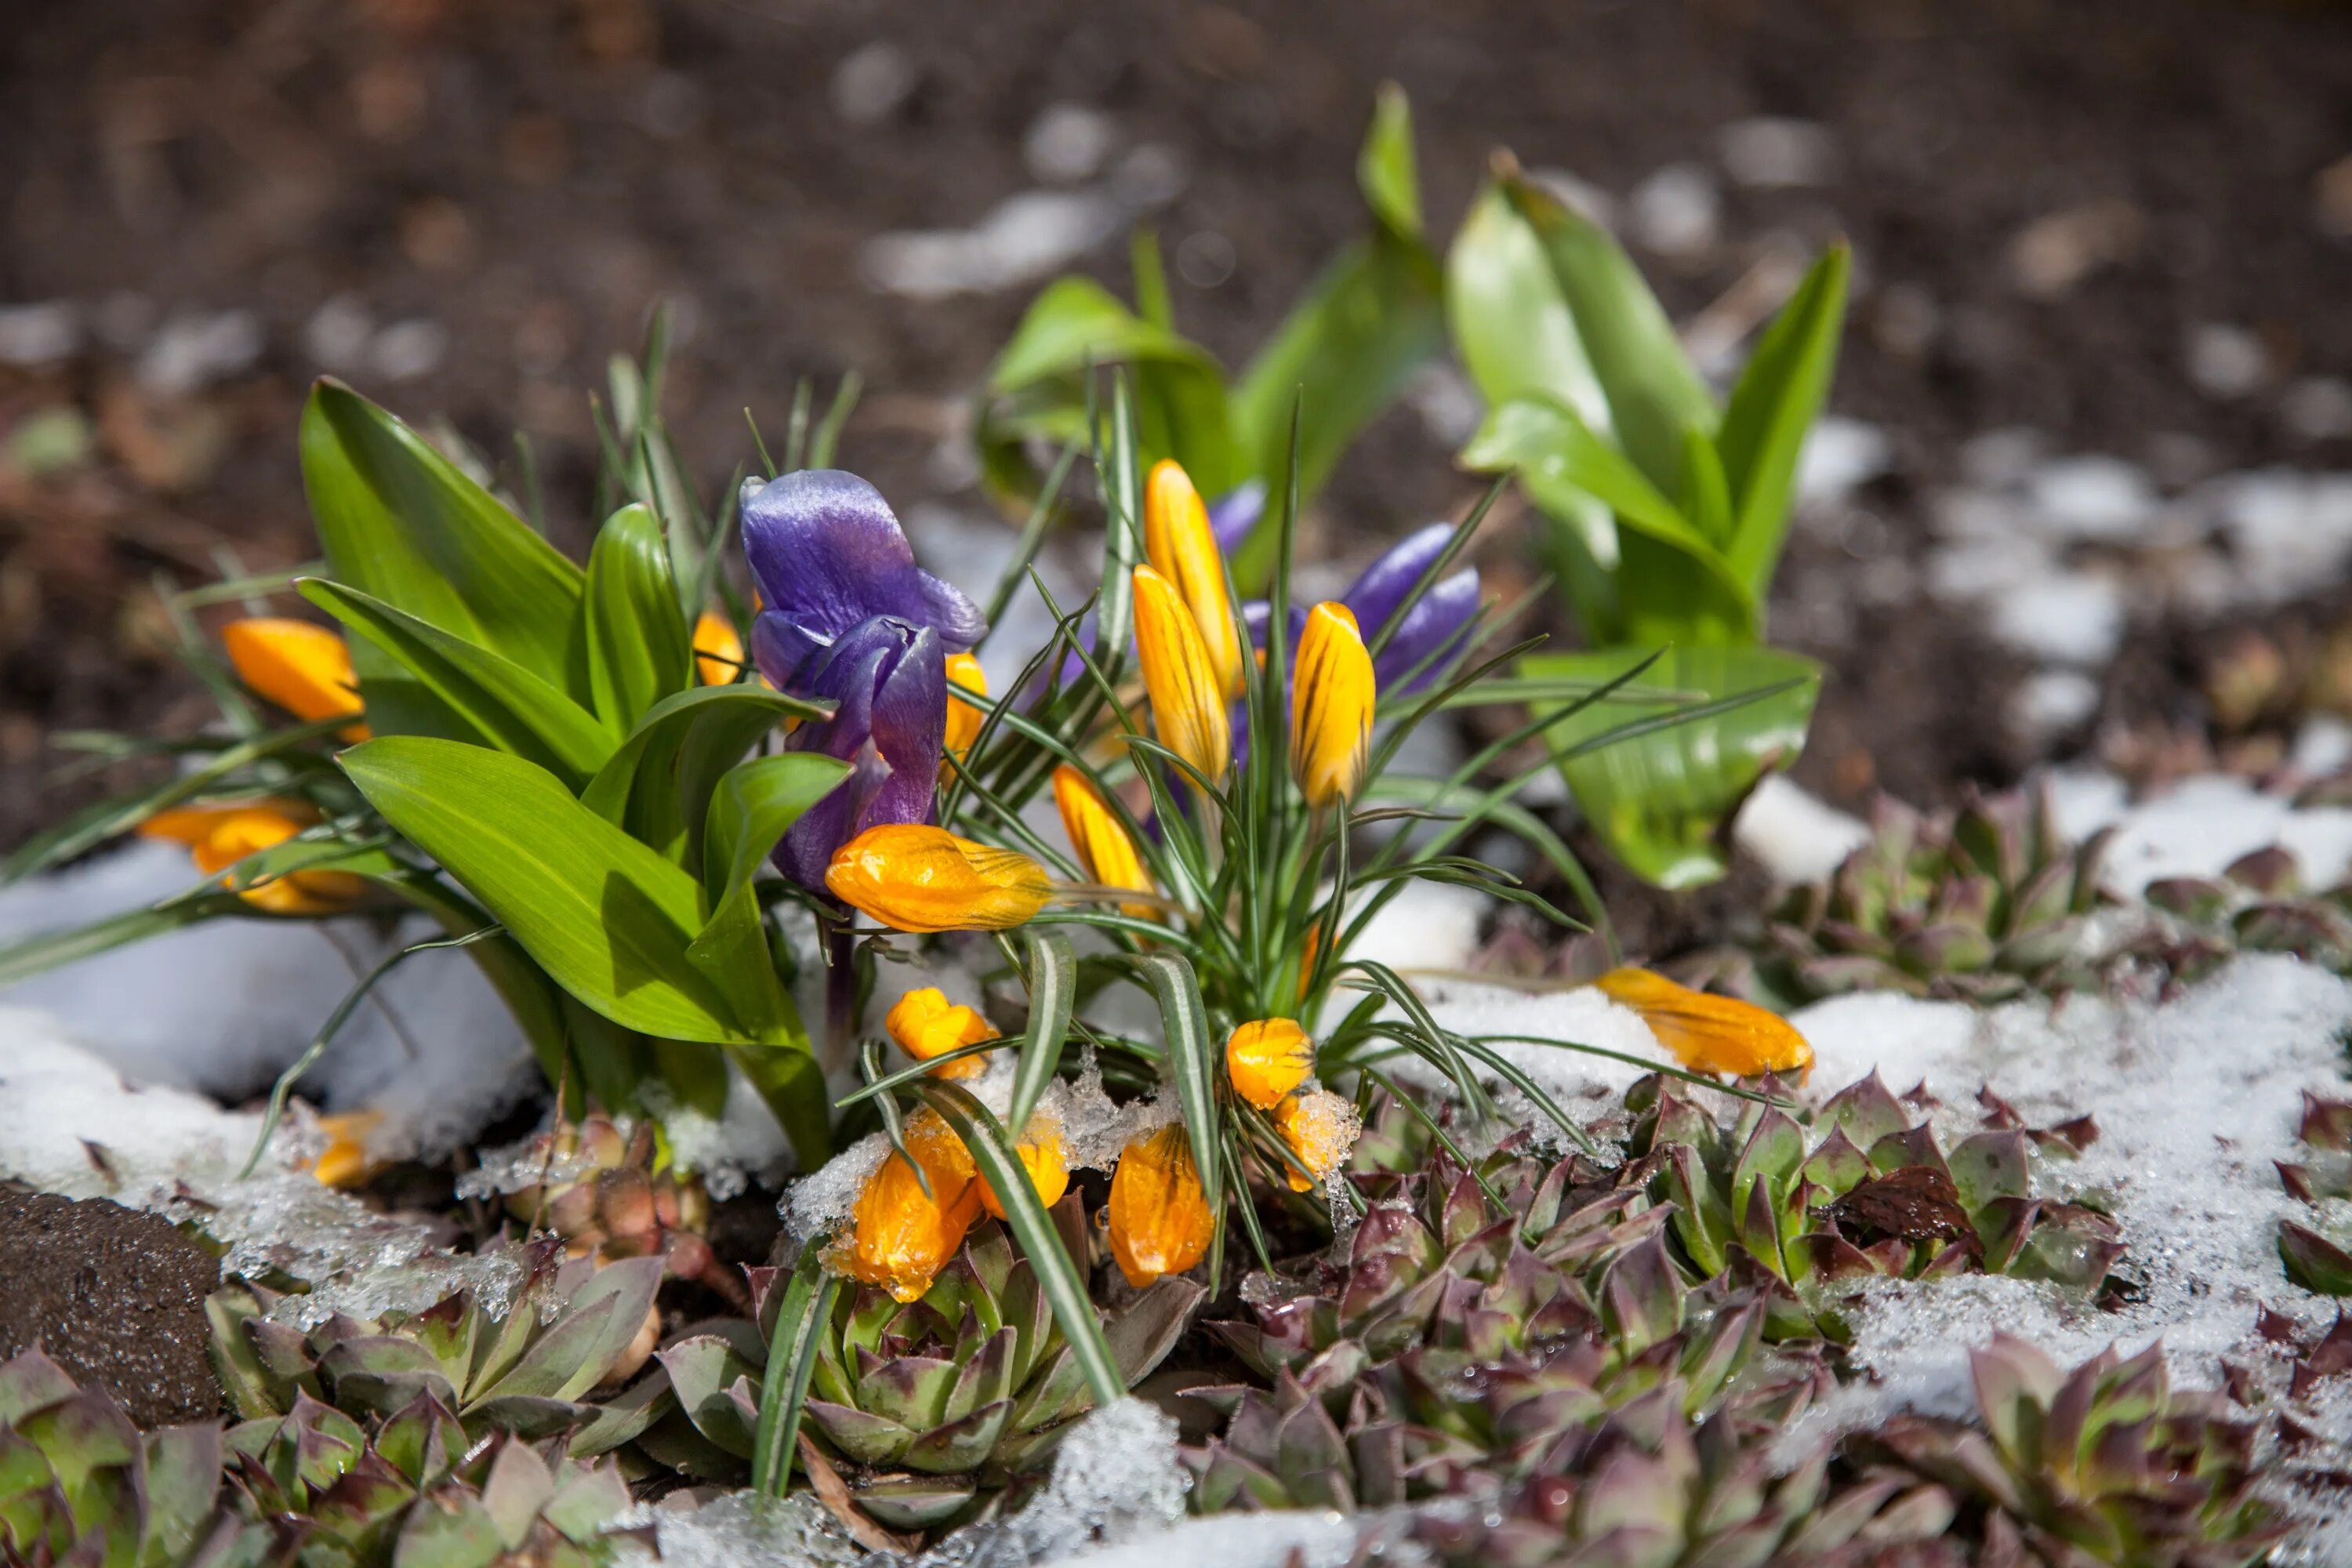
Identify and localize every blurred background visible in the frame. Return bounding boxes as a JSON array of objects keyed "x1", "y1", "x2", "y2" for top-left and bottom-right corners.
[{"x1": 5, "y1": 0, "x2": 2352, "y2": 857}]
